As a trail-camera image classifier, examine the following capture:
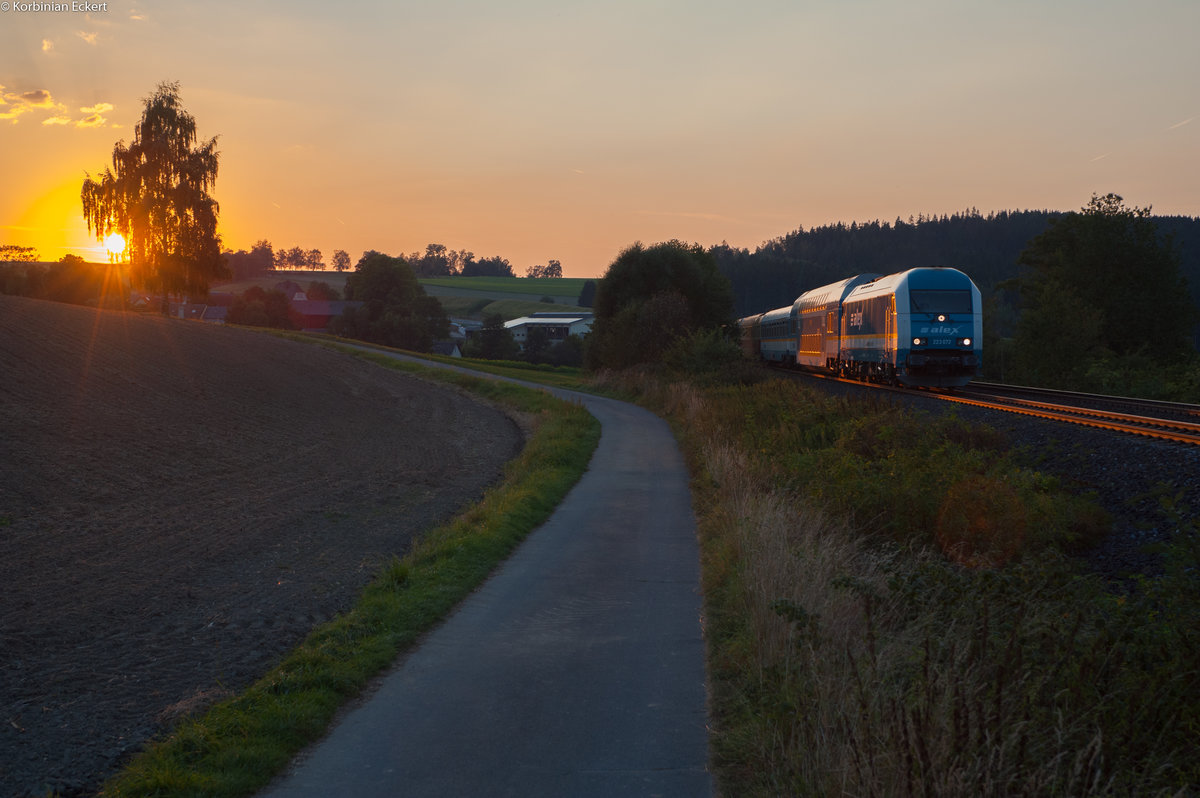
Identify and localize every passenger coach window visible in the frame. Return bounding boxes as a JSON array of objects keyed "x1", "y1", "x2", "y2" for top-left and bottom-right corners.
[{"x1": 910, "y1": 290, "x2": 971, "y2": 313}]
